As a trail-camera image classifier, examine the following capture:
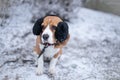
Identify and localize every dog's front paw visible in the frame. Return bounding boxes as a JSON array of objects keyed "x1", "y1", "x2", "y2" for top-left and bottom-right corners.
[
  {"x1": 36, "y1": 68, "x2": 43, "y2": 75},
  {"x1": 48, "y1": 68, "x2": 56, "y2": 75}
]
